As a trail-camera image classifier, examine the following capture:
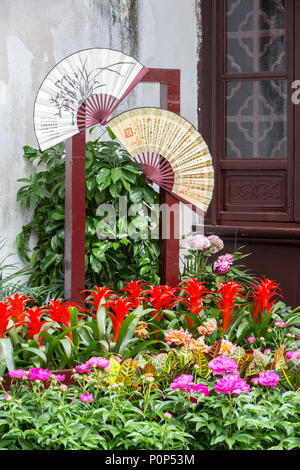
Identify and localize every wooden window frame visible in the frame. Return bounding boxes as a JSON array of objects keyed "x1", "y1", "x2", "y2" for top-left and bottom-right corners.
[{"x1": 198, "y1": 0, "x2": 300, "y2": 237}]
